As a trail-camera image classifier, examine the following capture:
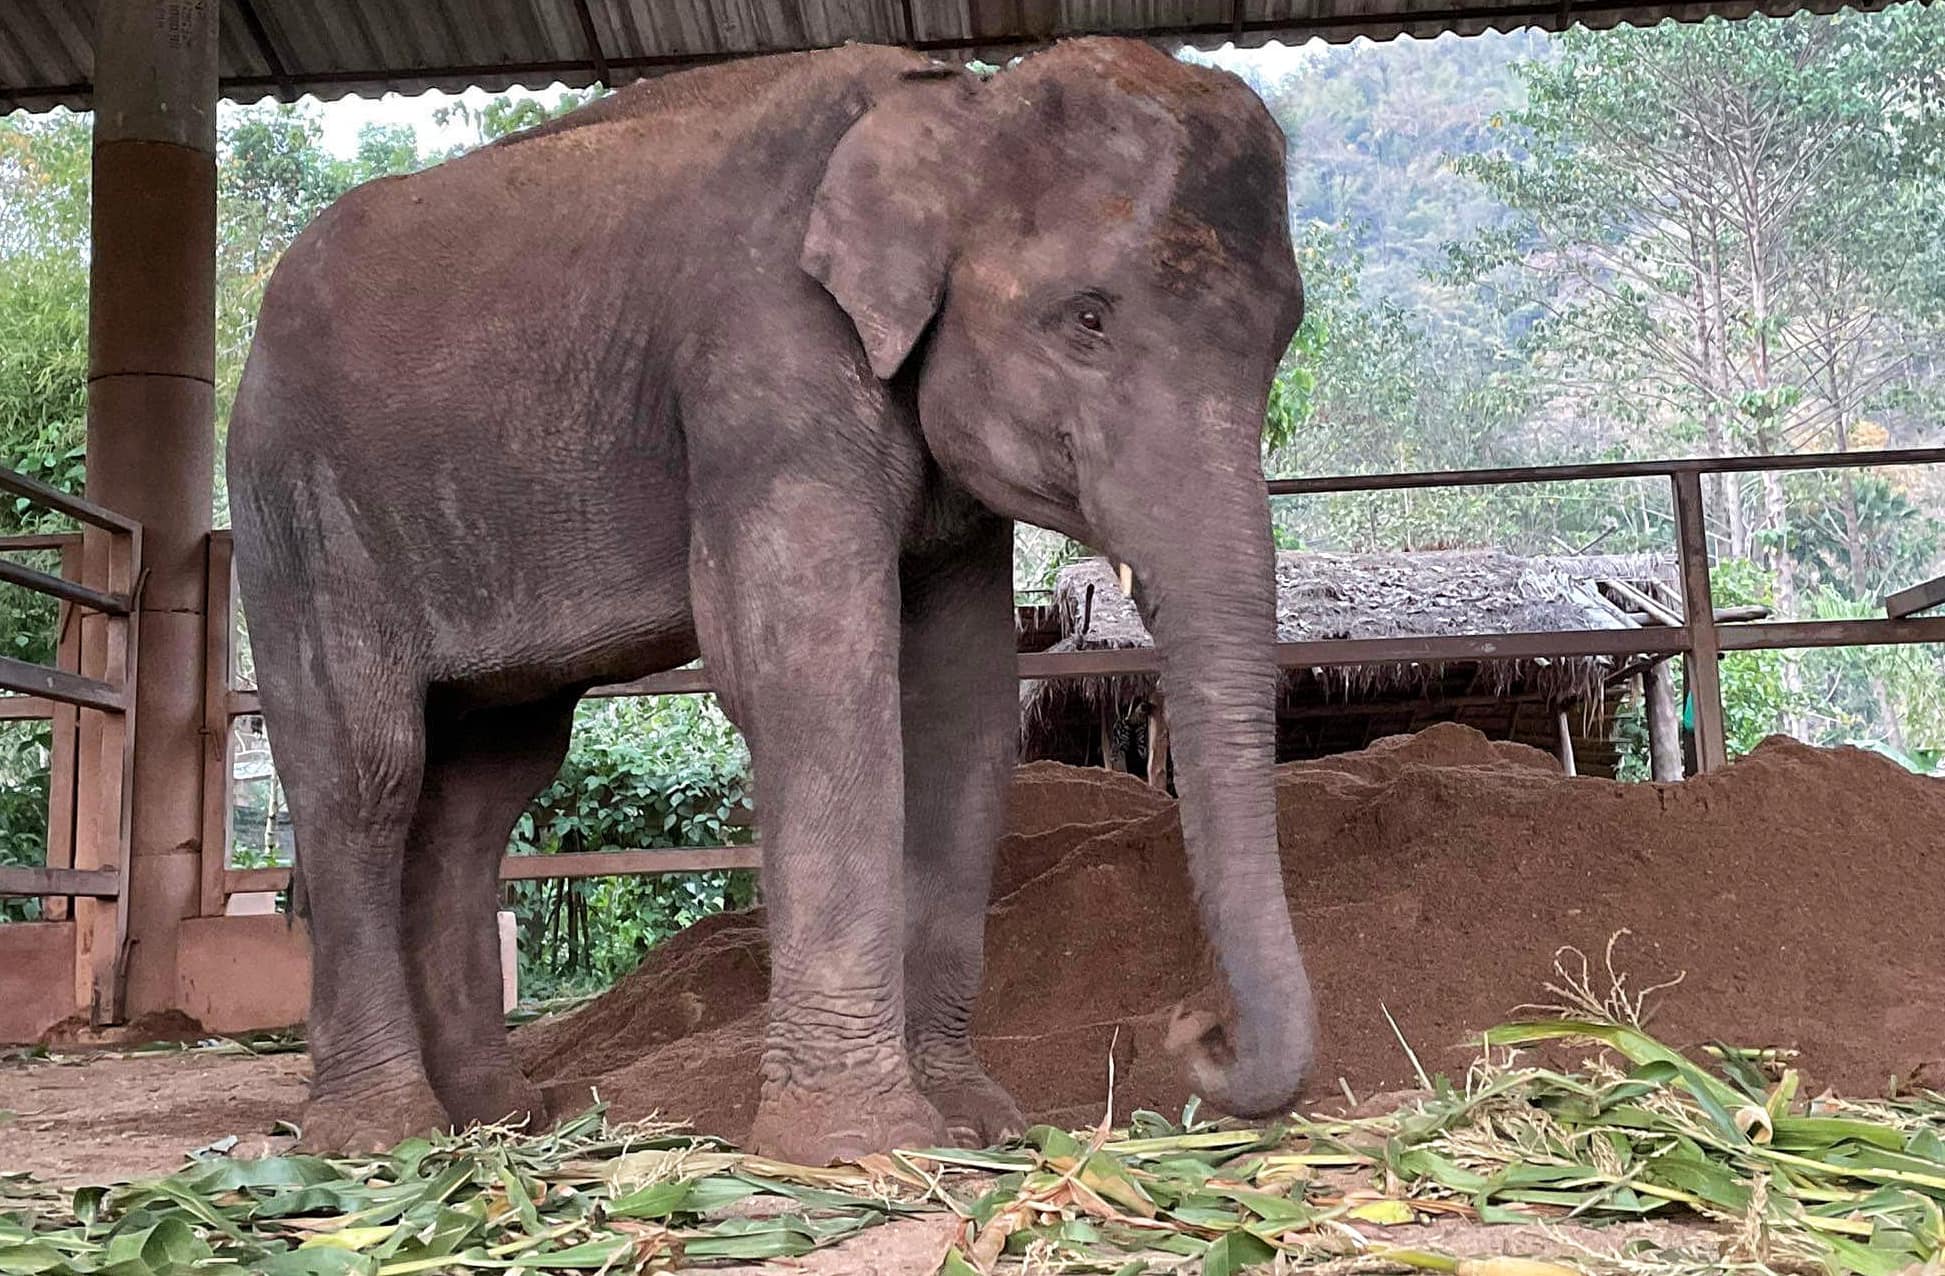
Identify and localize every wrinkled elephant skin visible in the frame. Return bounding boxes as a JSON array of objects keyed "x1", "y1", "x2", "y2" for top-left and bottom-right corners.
[{"x1": 228, "y1": 38, "x2": 1315, "y2": 1164}]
